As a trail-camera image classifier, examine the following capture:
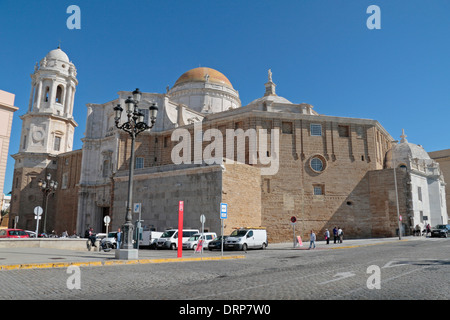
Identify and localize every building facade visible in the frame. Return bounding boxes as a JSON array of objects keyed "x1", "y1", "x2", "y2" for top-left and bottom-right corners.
[
  {"x1": 0, "y1": 90, "x2": 18, "y2": 229},
  {"x1": 10, "y1": 49, "x2": 448, "y2": 241},
  {"x1": 429, "y1": 148, "x2": 450, "y2": 223}
]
